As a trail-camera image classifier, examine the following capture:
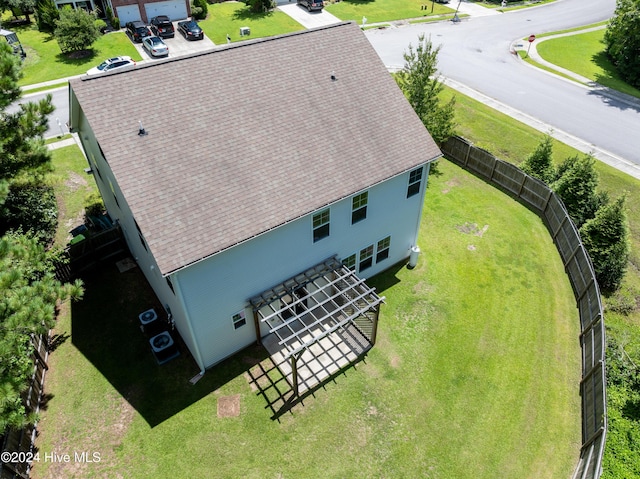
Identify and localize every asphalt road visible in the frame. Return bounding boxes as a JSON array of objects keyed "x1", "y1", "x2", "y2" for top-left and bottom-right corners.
[
  {"x1": 366, "y1": 0, "x2": 640, "y2": 176},
  {"x1": 10, "y1": 87, "x2": 70, "y2": 139}
]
